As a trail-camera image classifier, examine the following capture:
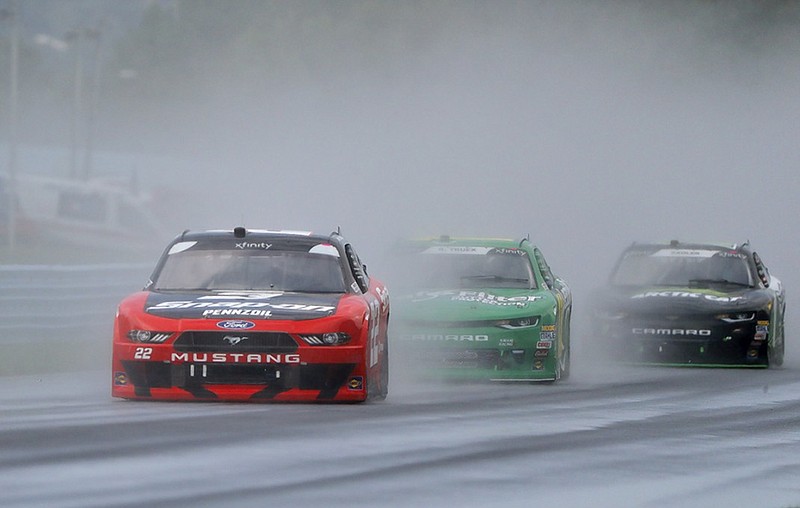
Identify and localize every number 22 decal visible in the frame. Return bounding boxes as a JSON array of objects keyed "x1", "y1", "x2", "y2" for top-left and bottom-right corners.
[{"x1": 134, "y1": 347, "x2": 152, "y2": 360}]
